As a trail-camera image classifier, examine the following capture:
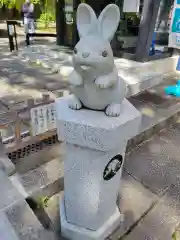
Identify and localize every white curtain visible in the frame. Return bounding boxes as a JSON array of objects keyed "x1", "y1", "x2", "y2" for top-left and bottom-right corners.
[{"x1": 123, "y1": 0, "x2": 140, "y2": 12}]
